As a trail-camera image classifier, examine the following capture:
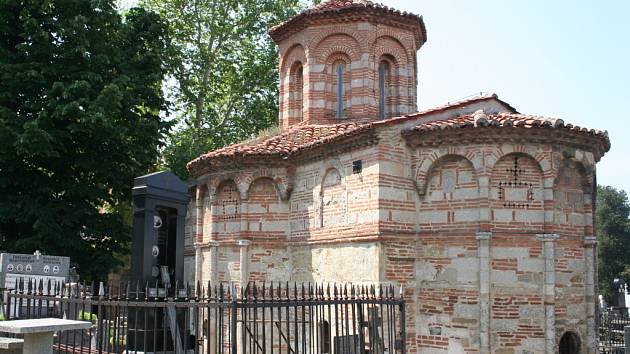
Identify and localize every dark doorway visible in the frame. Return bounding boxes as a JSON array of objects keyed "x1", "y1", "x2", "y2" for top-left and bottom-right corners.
[{"x1": 559, "y1": 331, "x2": 581, "y2": 354}]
